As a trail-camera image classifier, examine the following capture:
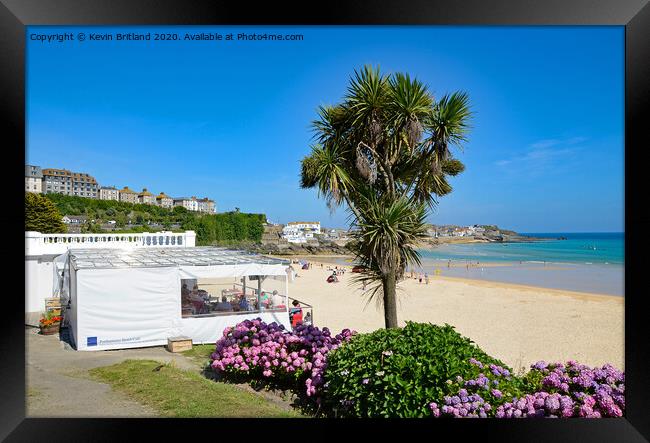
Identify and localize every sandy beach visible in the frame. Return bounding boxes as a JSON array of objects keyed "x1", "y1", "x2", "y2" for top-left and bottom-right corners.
[{"x1": 227, "y1": 258, "x2": 624, "y2": 373}]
